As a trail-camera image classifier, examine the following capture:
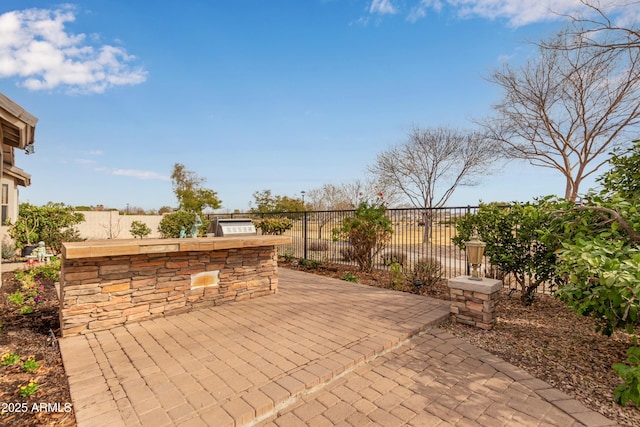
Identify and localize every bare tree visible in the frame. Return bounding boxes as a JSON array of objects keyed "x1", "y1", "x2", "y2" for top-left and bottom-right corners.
[
  {"x1": 306, "y1": 184, "x2": 352, "y2": 239},
  {"x1": 340, "y1": 178, "x2": 401, "y2": 208},
  {"x1": 483, "y1": 26, "x2": 640, "y2": 201},
  {"x1": 557, "y1": 1, "x2": 640, "y2": 51},
  {"x1": 369, "y1": 126, "x2": 499, "y2": 242}
]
